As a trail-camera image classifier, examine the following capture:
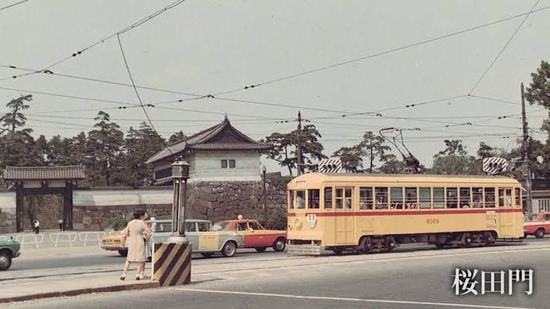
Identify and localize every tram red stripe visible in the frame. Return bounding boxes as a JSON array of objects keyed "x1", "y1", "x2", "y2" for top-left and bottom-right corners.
[{"x1": 288, "y1": 208, "x2": 522, "y2": 217}]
